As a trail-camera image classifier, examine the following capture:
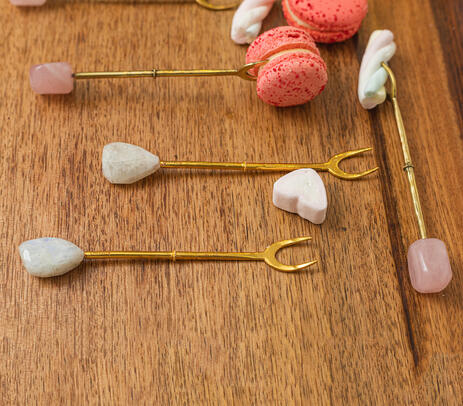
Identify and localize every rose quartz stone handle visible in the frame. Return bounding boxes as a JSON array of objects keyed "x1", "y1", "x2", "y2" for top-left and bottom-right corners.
[
  {"x1": 10, "y1": 0, "x2": 46, "y2": 6},
  {"x1": 407, "y1": 238, "x2": 452, "y2": 293},
  {"x1": 29, "y1": 63, "x2": 74, "y2": 94}
]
